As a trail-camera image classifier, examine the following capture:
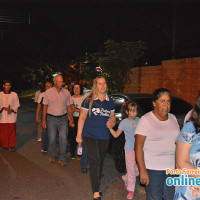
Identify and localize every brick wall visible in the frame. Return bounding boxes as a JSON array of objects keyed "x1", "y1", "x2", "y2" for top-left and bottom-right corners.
[{"x1": 123, "y1": 57, "x2": 200, "y2": 105}]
